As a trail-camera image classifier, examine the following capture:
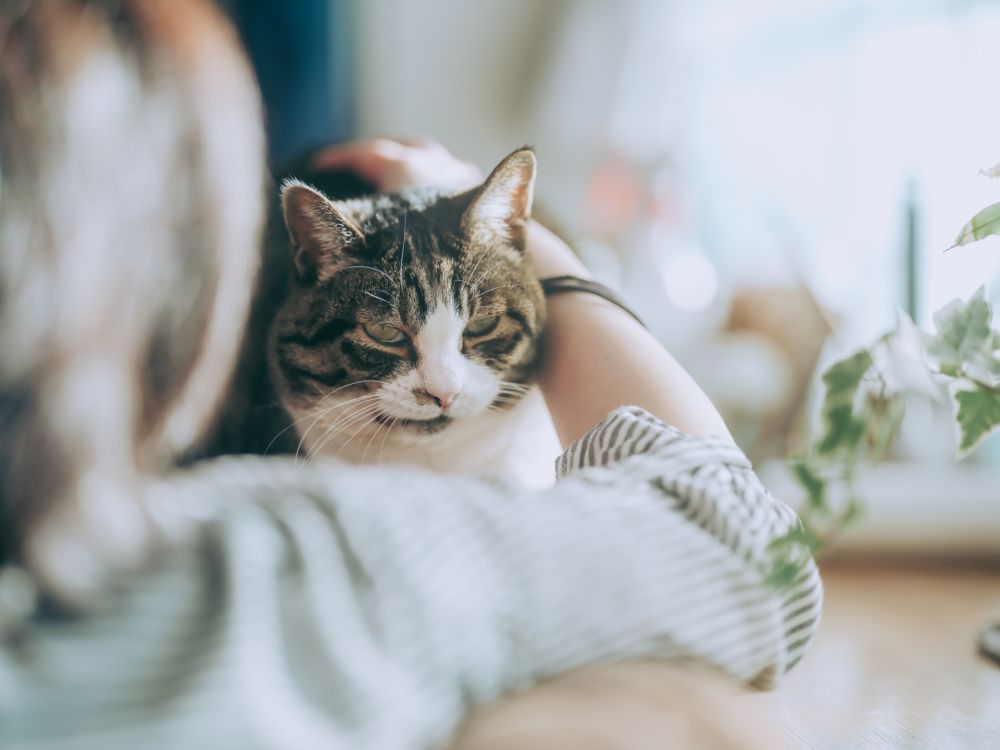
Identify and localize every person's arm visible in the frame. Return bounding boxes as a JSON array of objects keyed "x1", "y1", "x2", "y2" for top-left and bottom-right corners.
[
  {"x1": 525, "y1": 221, "x2": 731, "y2": 446},
  {"x1": 2, "y1": 439, "x2": 815, "y2": 747},
  {"x1": 3, "y1": 321, "x2": 820, "y2": 749}
]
